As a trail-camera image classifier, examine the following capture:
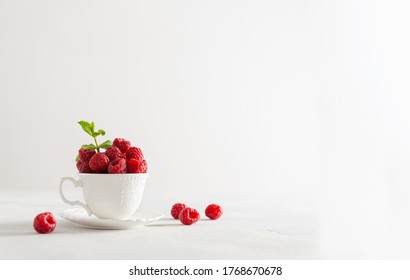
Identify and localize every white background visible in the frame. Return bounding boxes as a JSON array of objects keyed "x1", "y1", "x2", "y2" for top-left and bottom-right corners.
[{"x1": 1, "y1": 0, "x2": 410, "y2": 259}]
